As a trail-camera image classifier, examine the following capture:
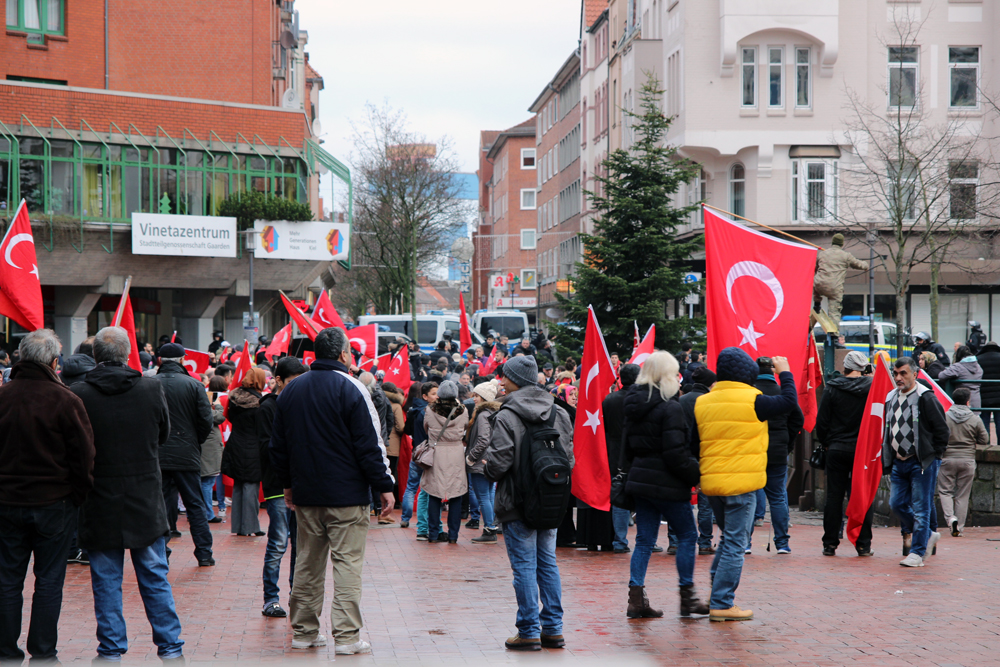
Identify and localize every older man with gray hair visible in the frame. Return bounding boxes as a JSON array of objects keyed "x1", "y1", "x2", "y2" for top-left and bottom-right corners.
[
  {"x1": 0, "y1": 329, "x2": 95, "y2": 663},
  {"x1": 70, "y1": 327, "x2": 184, "y2": 661}
]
